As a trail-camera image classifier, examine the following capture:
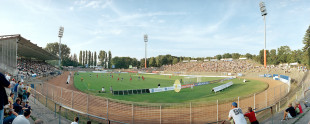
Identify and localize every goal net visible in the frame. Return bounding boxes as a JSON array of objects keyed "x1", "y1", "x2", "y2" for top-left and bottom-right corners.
[{"x1": 183, "y1": 76, "x2": 201, "y2": 84}]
